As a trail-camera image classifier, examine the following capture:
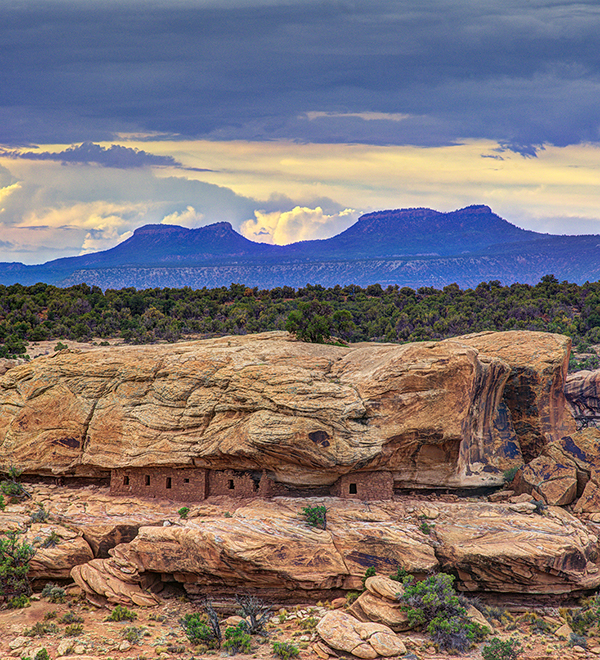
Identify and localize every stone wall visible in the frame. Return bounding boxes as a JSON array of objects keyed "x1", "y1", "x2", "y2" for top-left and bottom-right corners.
[
  {"x1": 208, "y1": 469, "x2": 273, "y2": 498},
  {"x1": 332, "y1": 471, "x2": 394, "y2": 500},
  {"x1": 110, "y1": 467, "x2": 208, "y2": 502}
]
